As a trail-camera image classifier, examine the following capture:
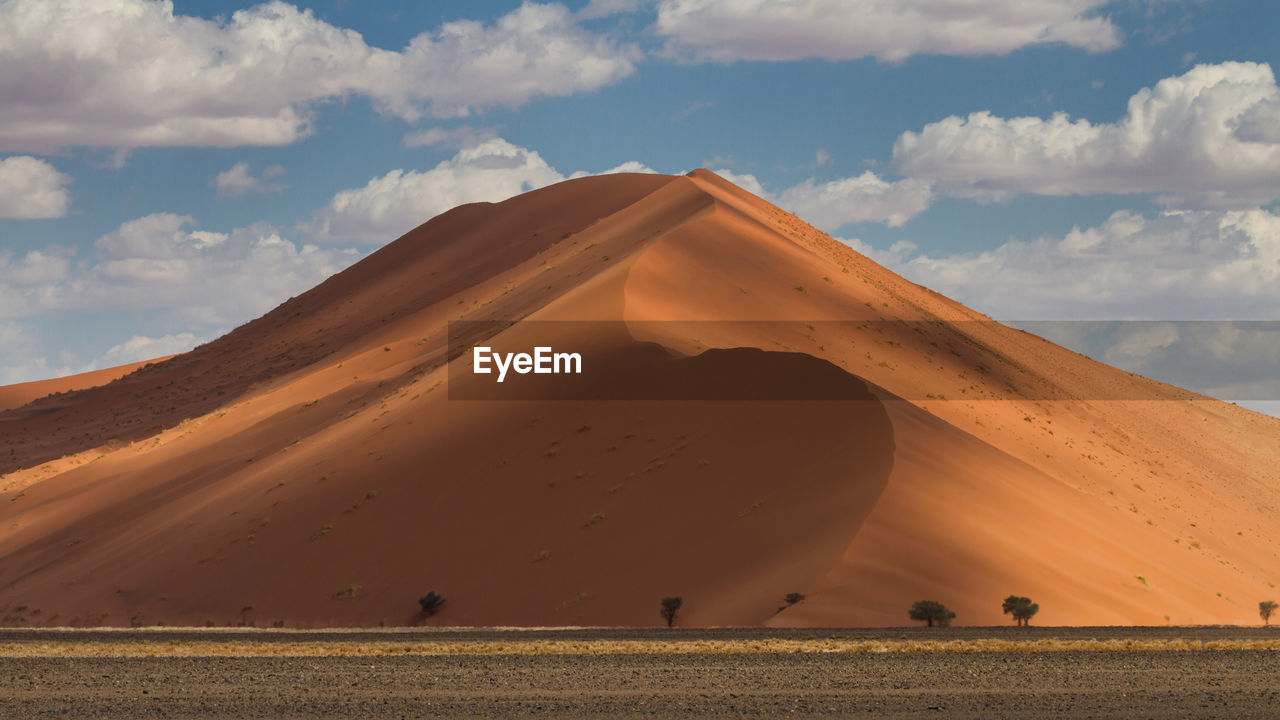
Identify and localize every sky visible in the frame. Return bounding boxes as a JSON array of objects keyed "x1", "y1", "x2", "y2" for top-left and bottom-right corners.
[{"x1": 0, "y1": 0, "x2": 1277, "y2": 413}]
